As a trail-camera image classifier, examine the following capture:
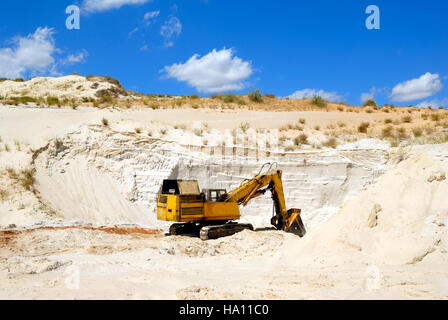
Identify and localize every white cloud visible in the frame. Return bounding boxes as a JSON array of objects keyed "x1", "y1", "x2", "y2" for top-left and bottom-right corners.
[
  {"x1": 163, "y1": 48, "x2": 253, "y2": 93},
  {"x1": 0, "y1": 27, "x2": 88, "y2": 79},
  {"x1": 160, "y1": 17, "x2": 182, "y2": 47},
  {"x1": 0, "y1": 27, "x2": 56, "y2": 79},
  {"x1": 416, "y1": 98, "x2": 448, "y2": 109},
  {"x1": 287, "y1": 89, "x2": 341, "y2": 102},
  {"x1": 129, "y1": 10, "x2": 159, "y2": 38},
  {"x1": 144, "y1": 10, "x2": 159, "y2": 23},
  {"x1": 64, "y1": 49, "x2": 88, "y2": 65},
  {"x1": 83, "y1": 0, "x2": 151, "y2": 13},
  {"x1": 361, "y1": 87, "x2": 376, "y2": 102},
  {"x1": 390, "y1": 72, "x2": 442, "y2": 102}
]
